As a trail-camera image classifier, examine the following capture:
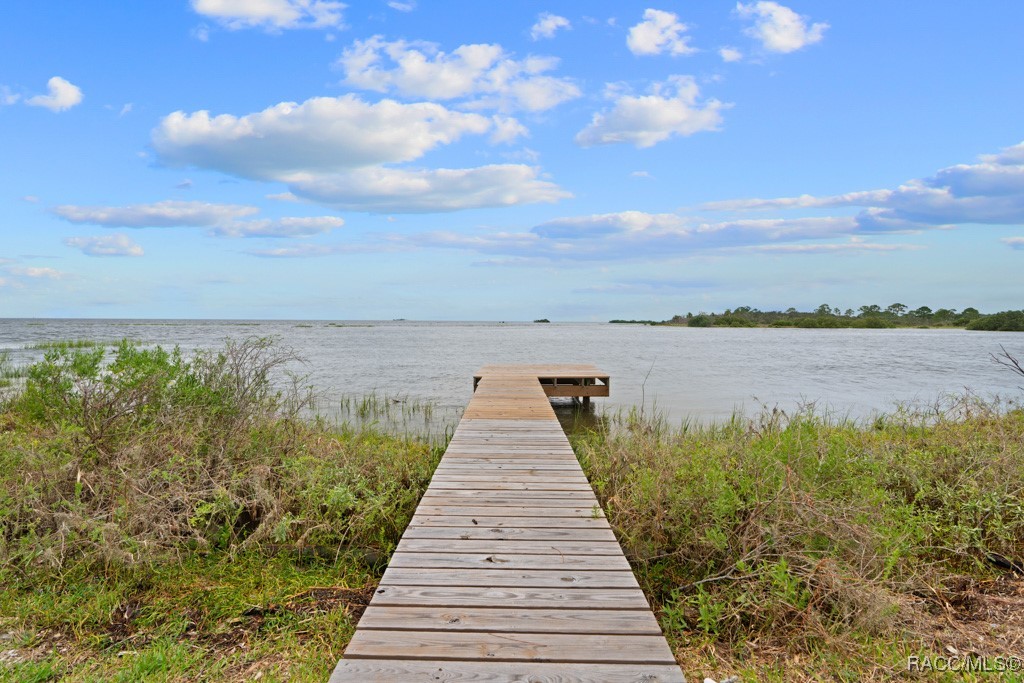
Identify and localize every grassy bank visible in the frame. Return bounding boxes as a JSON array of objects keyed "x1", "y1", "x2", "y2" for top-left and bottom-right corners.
[
  {"x1": 2, "y1": 339, "x2": 1023, "y2": 681},
  {"x1": 0, "y1": 339, "x2": 444, "y2": 681},
  {"x1": 571, "y1": 400, "x2": 1024, "y2": 681}
]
